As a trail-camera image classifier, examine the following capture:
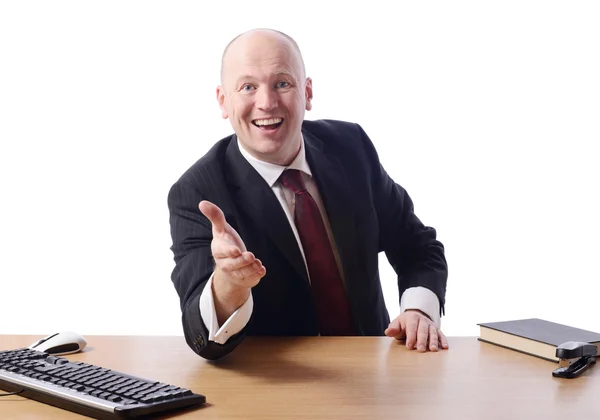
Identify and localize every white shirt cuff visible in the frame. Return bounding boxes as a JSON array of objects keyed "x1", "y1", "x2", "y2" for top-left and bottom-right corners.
[
  {"x1": 400, "y1": 286, "x2": 441, "y2": 328},
  {"x1": 199, "y1": 273, "x2": 253, "y2": 345}
]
